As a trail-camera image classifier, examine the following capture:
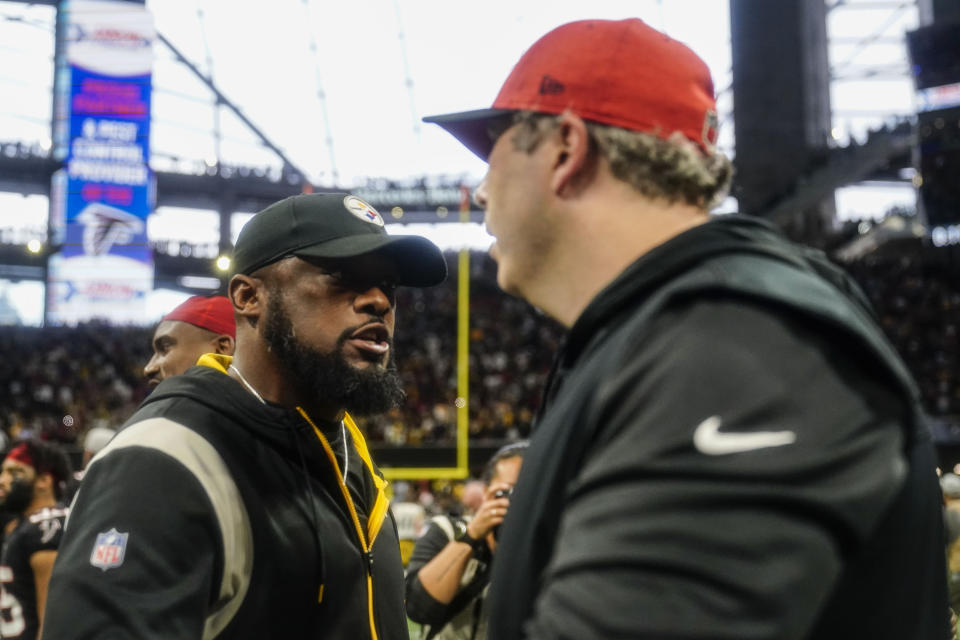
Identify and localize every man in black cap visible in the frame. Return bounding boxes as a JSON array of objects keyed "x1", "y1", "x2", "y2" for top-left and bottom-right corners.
[{"x1": 44, "y1": 193, "x2": 447, "y2": 639}]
